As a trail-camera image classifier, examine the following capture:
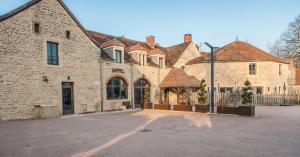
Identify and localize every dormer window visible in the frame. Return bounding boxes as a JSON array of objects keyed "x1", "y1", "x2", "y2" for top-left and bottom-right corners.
[
  {"x1": 159, "y1": 57, "x2": 164, "y2": 68},
  {"x1": 115, "y1": 50, "x2": 122, "y2": 63},
  {"x1": 139, "y1": 54, "x2": 145, "y2": 66}
]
